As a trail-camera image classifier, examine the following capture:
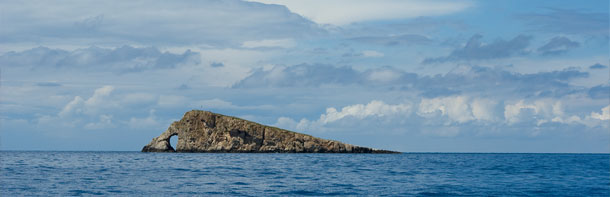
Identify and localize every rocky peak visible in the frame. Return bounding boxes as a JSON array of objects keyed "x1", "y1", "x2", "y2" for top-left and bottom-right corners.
[{"x1": 142, "y1": 110, "x2": 398, "y2": 153}]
